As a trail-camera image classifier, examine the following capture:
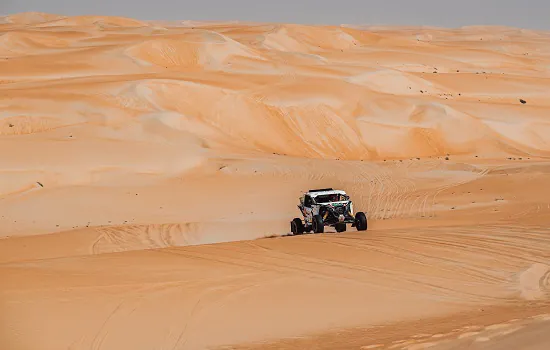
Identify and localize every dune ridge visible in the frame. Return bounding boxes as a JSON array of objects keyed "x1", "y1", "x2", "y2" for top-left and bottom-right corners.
[{"x1": 1, "y1": 12, "x2": 550, "y2": 350}]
